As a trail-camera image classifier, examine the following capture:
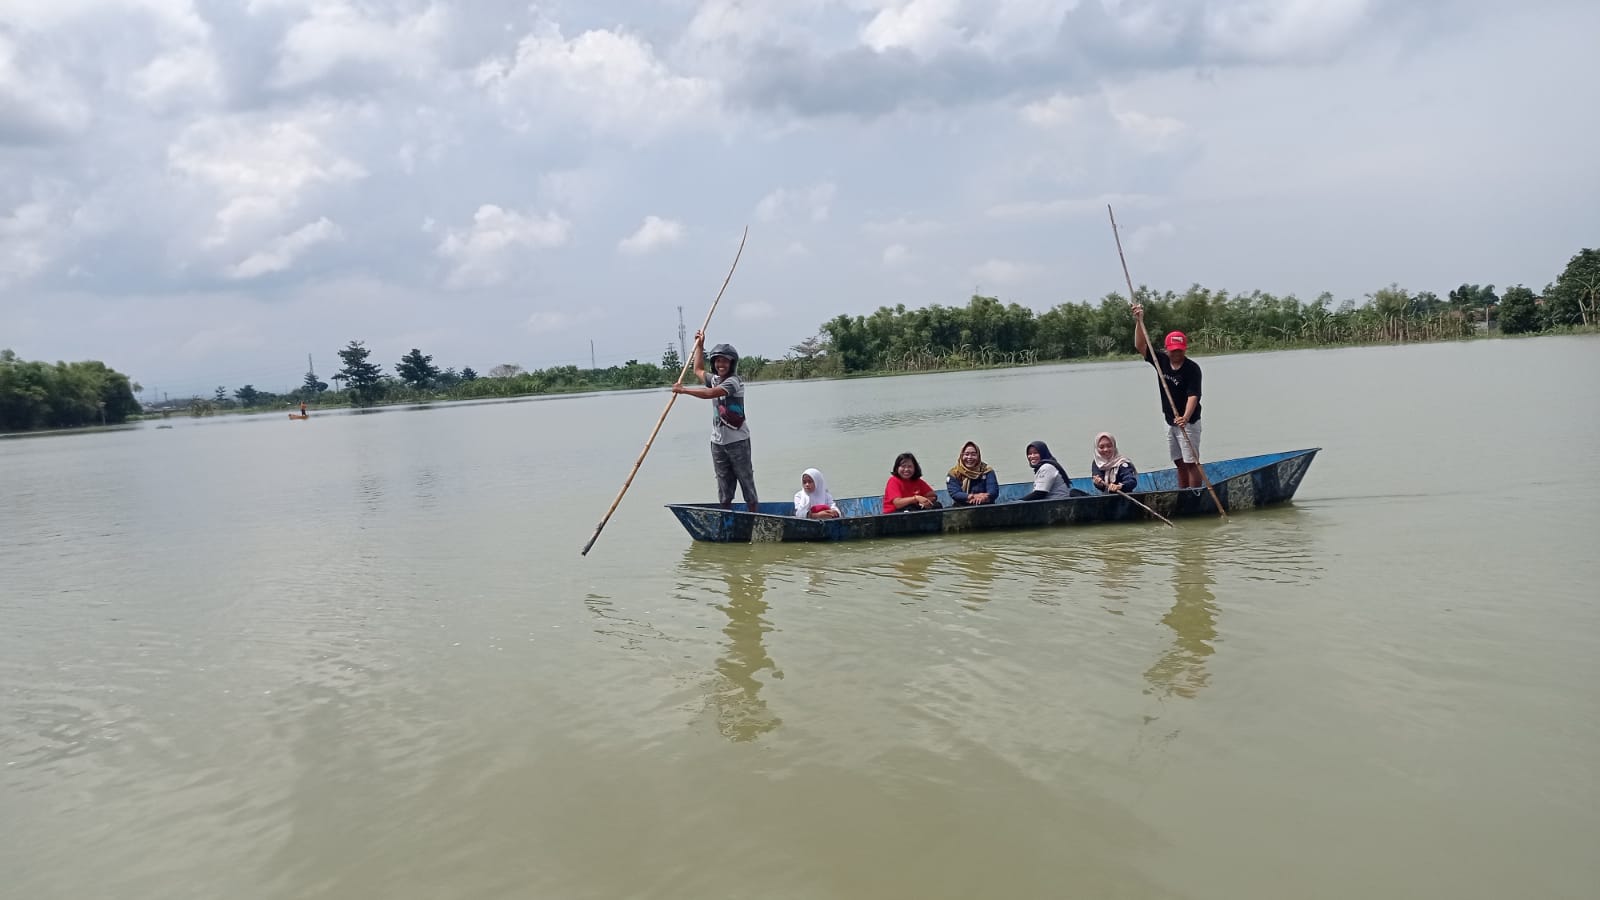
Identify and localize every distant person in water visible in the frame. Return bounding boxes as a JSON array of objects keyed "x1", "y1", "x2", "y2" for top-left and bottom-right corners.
[
  {"x1": 1090, "y1": 432, "x2": 1138, "y2": 493},
  {"x1": 671, "y1": 331, "x2": 757, "y2": 512},
  {"x1": 1019, "y1": 440, "x2": 1072, "y2": 501},
  {"x1": 883, "y1": 452, "x2": 940, "y2": 513},
  {"x1": 794, "y1": 468, "x2": 841, "y2": 519},
  {"x1": 946, "y1": 441, "x2": 998, "y2": 506},
  {"x1": 1133, "y1": 303, "x2": 1204, "y2": 489}
]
